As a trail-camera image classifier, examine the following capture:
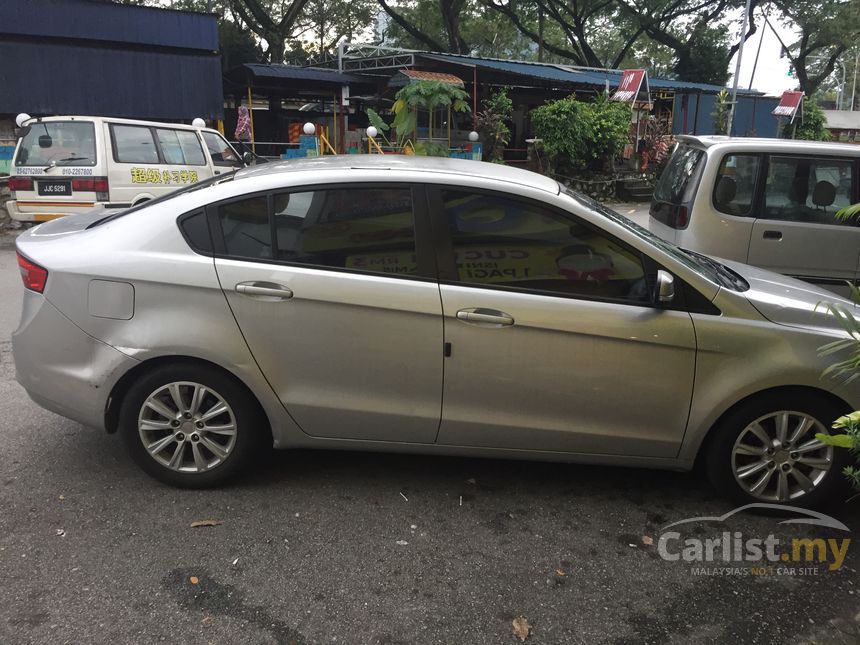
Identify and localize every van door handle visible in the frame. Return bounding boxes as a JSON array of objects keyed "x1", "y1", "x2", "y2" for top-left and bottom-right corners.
[
  {"x1": 763, "y1": 230, "x2": 782, "y2": 240},
  {"x1": 456, "y1": 308, "x2": 514, "y2": 326},
  {"x1": 235, "y1": 282, "x2": 293, "y2": 300}
]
